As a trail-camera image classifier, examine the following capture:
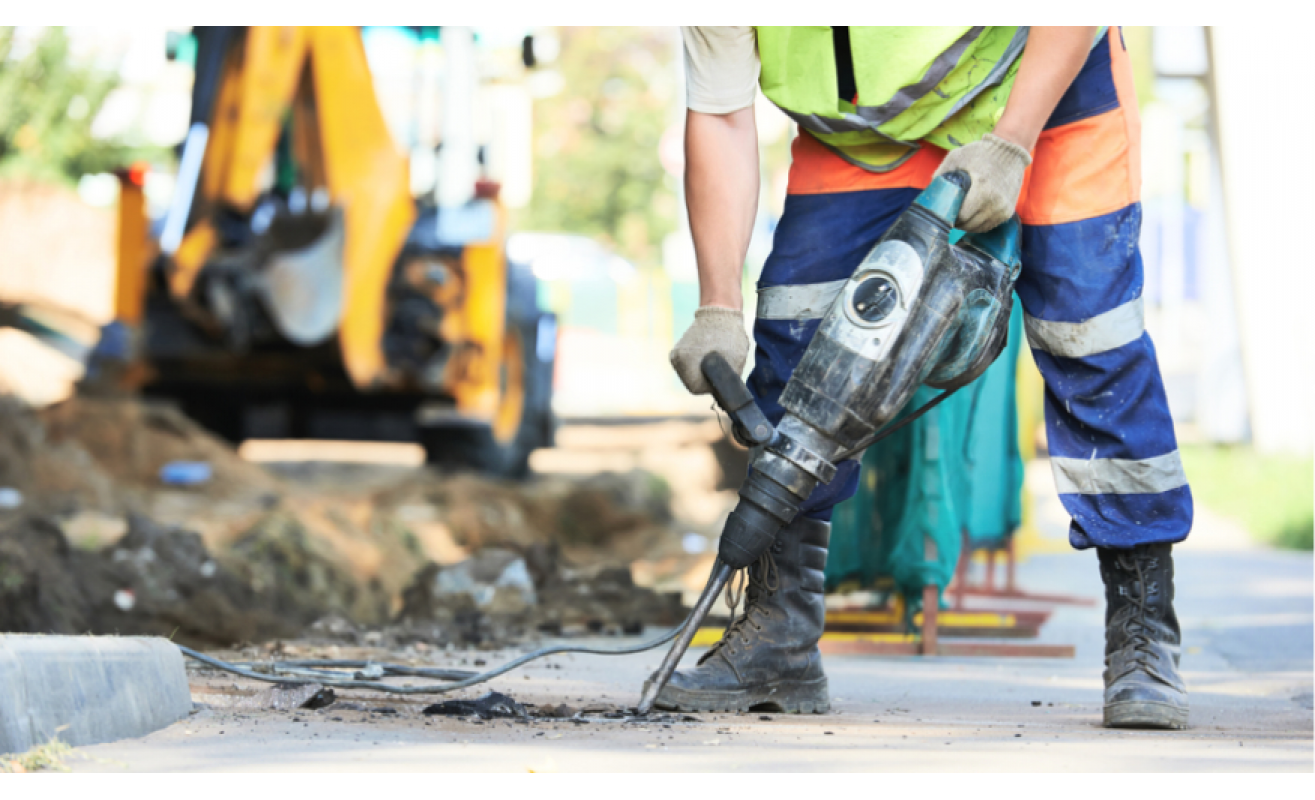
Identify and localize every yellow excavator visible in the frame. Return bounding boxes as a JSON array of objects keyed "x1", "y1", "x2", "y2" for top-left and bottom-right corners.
[{"x1": 94, "y1": 26, "x2": 555, "y2": 476}]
